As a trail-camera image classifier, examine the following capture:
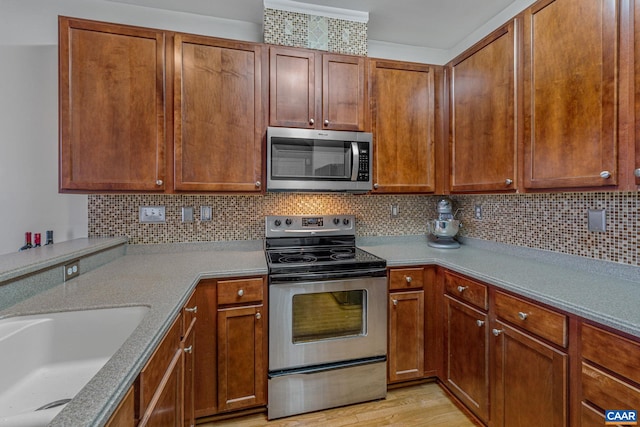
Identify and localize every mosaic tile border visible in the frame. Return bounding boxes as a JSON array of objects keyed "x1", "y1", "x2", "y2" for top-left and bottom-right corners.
[{"x1": 89, "y1": 192, "x2": 639, "y2": 267}]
